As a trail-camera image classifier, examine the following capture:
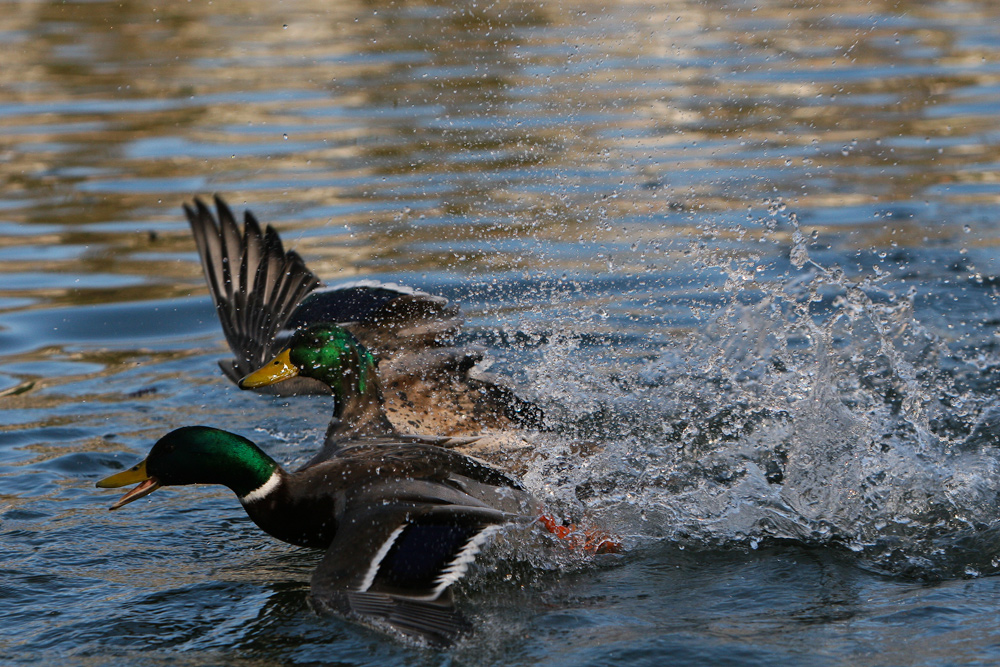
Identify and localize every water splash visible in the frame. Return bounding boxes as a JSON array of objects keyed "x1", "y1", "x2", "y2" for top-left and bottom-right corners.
[{"x1": 521, "y1": 199, "x2": 1000, "y2": 579}]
